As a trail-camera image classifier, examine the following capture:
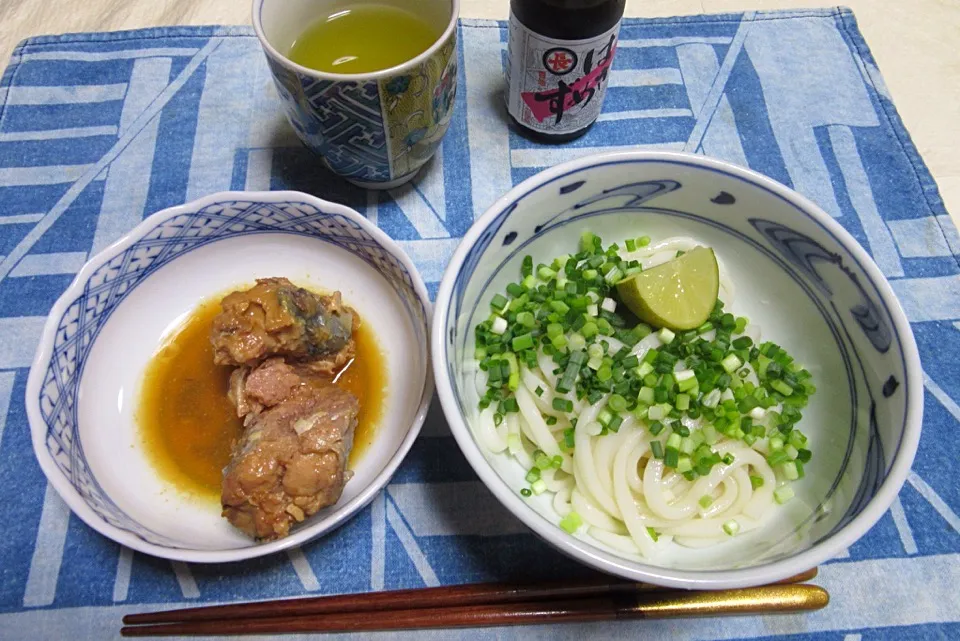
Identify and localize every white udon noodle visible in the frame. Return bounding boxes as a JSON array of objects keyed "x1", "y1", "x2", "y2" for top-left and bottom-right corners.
[{"x1": 473, "y1": 237, "x2": 783, "y2": 559}]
